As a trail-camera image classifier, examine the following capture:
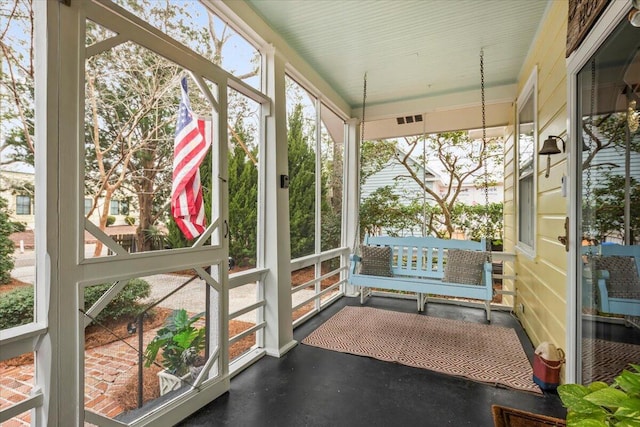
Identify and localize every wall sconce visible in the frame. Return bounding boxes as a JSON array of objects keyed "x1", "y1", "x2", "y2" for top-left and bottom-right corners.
[
  {"x1": 539, "y1": 135, "x2": 565, "y2": 178},
  {"x1": 630, "y1": 0, "x2": 640, "y2": 27}
]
